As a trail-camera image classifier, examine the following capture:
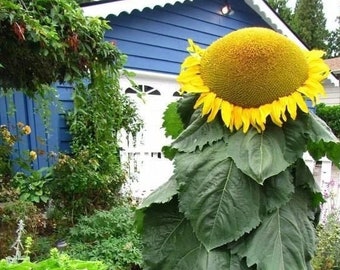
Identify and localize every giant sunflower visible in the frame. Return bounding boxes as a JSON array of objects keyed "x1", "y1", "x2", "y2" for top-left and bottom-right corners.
[{"x1": 177, "y1": 27, "x2": 330, "y2": 133}]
